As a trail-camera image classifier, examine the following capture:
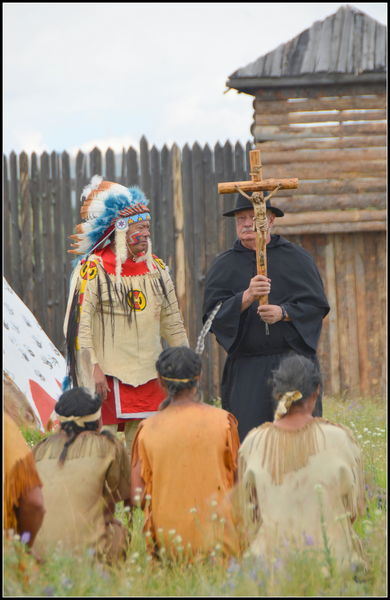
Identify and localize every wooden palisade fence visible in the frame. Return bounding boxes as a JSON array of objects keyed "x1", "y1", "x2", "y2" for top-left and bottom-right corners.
[{"x1": 3, "y1": 137, "x2": 386, "y2": 400}]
